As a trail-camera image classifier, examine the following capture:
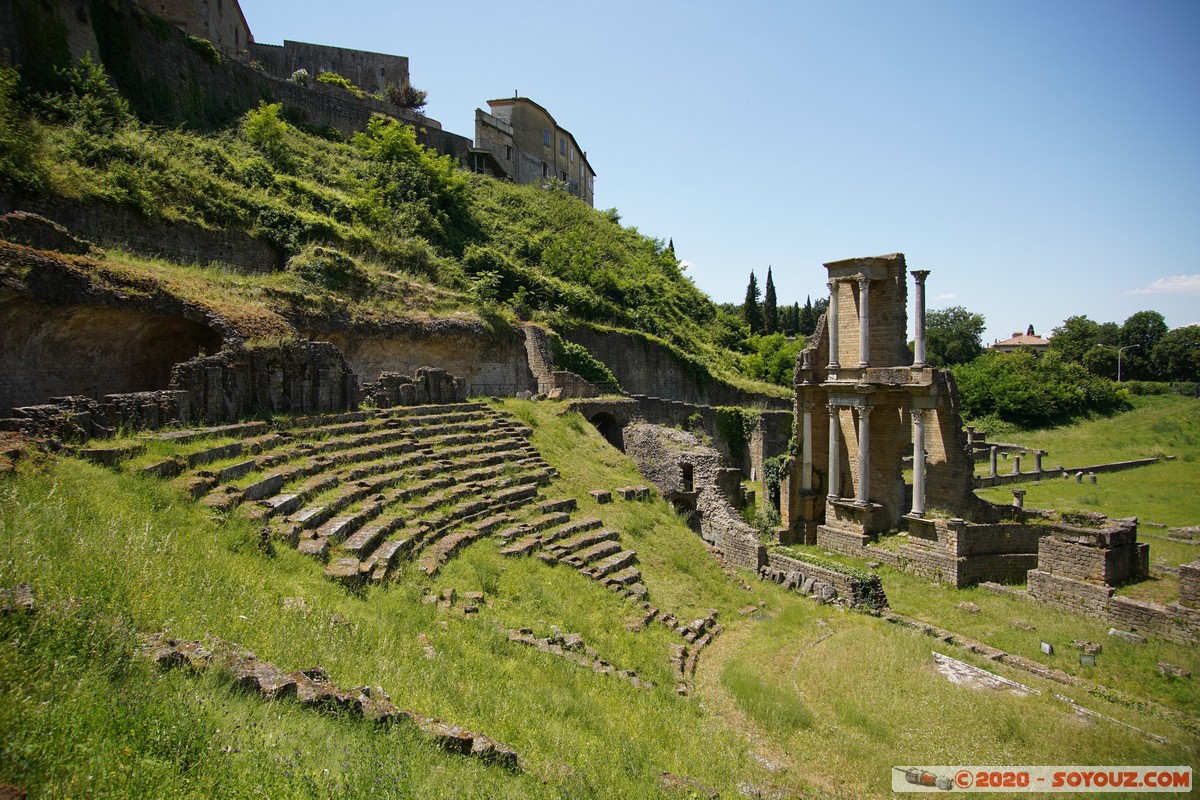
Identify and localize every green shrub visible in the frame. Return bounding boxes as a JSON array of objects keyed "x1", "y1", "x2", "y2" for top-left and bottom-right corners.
[
  {"x1": 316, "y1": 71, "x2": 363, "y2": 99},
  {"x1": 714, "y1": 406, "x2": 758, "y2": 454},
  {"x1": 550, "y1": 334, "x2": 621, "y2": 391},
  {"x1": 953, "y1": 349, "x2": 1130, "y2": 428},
  {"x1": 240, "y1": 101, "x2": 288, "y2": 164},
  {"x1": 0, "y1": 66, "x2": 44, "y2": 190},
  {"x1": 185, "y1": 35, "x2": 223, "y2": 65},
  {"x1": 286, "y1": 245, "x2": 371, "y2": 294}
]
